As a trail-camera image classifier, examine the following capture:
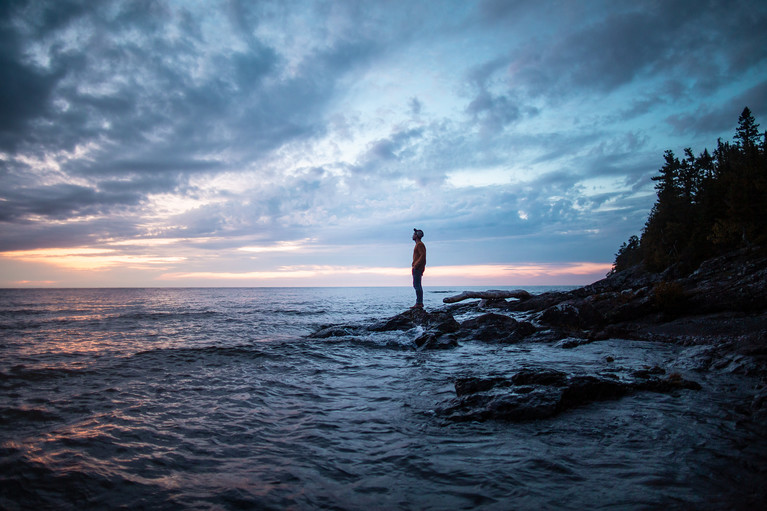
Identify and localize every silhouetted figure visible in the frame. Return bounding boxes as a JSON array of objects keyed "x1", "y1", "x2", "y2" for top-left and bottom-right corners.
[{"x1": 411, "y1": 228, "x2": 426, "y2": 308}]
